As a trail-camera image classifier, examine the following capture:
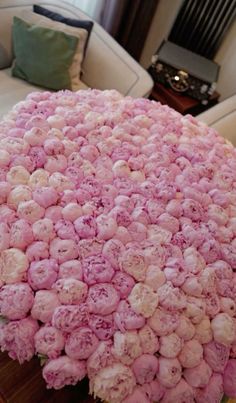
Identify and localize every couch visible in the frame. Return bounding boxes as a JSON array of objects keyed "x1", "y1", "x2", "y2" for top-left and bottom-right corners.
[
  {"x1": 0, "y1": 0, "x2": 153, "y2": 119},
  {"x1": 197, "y1": 94, "x2": 236, "y2": 146}
]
